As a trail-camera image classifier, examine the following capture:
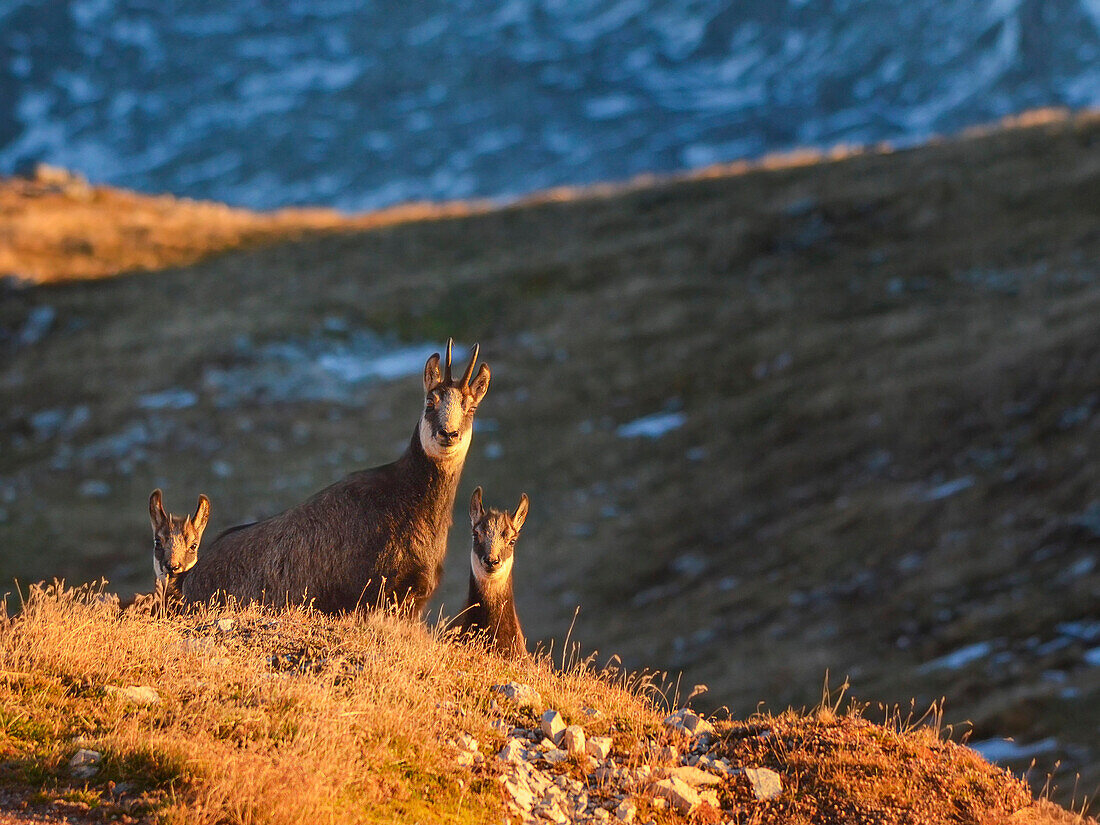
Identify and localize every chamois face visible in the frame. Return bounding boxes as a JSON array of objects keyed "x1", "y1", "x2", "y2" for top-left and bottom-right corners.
[
  {"x1": 420, "y1": 340, "x2": 490, "y2": 462},
  {"x1": 469, "y1": 487, "x2": 528, "y2": 585},
  {"x1": 149, "y1": 489, "x2": 210, "y2": 582}
]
